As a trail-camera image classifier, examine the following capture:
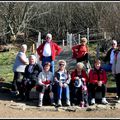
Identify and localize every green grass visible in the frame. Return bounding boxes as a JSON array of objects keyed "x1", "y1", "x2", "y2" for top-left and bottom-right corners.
[
  {"x1": 0, "y1": 50, "x2": 16, "y2": 83},
  {"x1": 0, "y1": 43, "x2": 116, "y2": 88},
  {"x1": 0, "y1": 48, "x2": 31, "y2": 83},
  {"x1": 0, "y1": 65, "x2": 13, "y2": 82}
]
